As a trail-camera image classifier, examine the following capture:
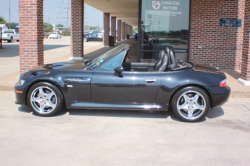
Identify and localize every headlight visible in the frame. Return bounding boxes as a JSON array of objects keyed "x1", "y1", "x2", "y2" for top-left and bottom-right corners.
[
  {"x1": 17, "y1": 74, "x2": 25, "y2": 86},
  {"x1": 17, "y1": 74, "x2": 23, "y2": 80}
]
